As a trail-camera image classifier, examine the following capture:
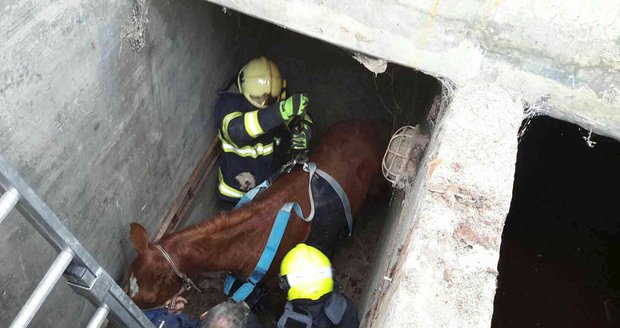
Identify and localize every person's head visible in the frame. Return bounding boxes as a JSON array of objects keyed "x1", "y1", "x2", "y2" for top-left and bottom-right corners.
[
  {"x1": 237, "y1": 56, "x2": 282, "y2": 109},
  {"x1": 201, "y1": 301, "x2": 249, "y2": 328},
  {"x1": 279, "y1": 243, "x2": 334, "y2": 301}
]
